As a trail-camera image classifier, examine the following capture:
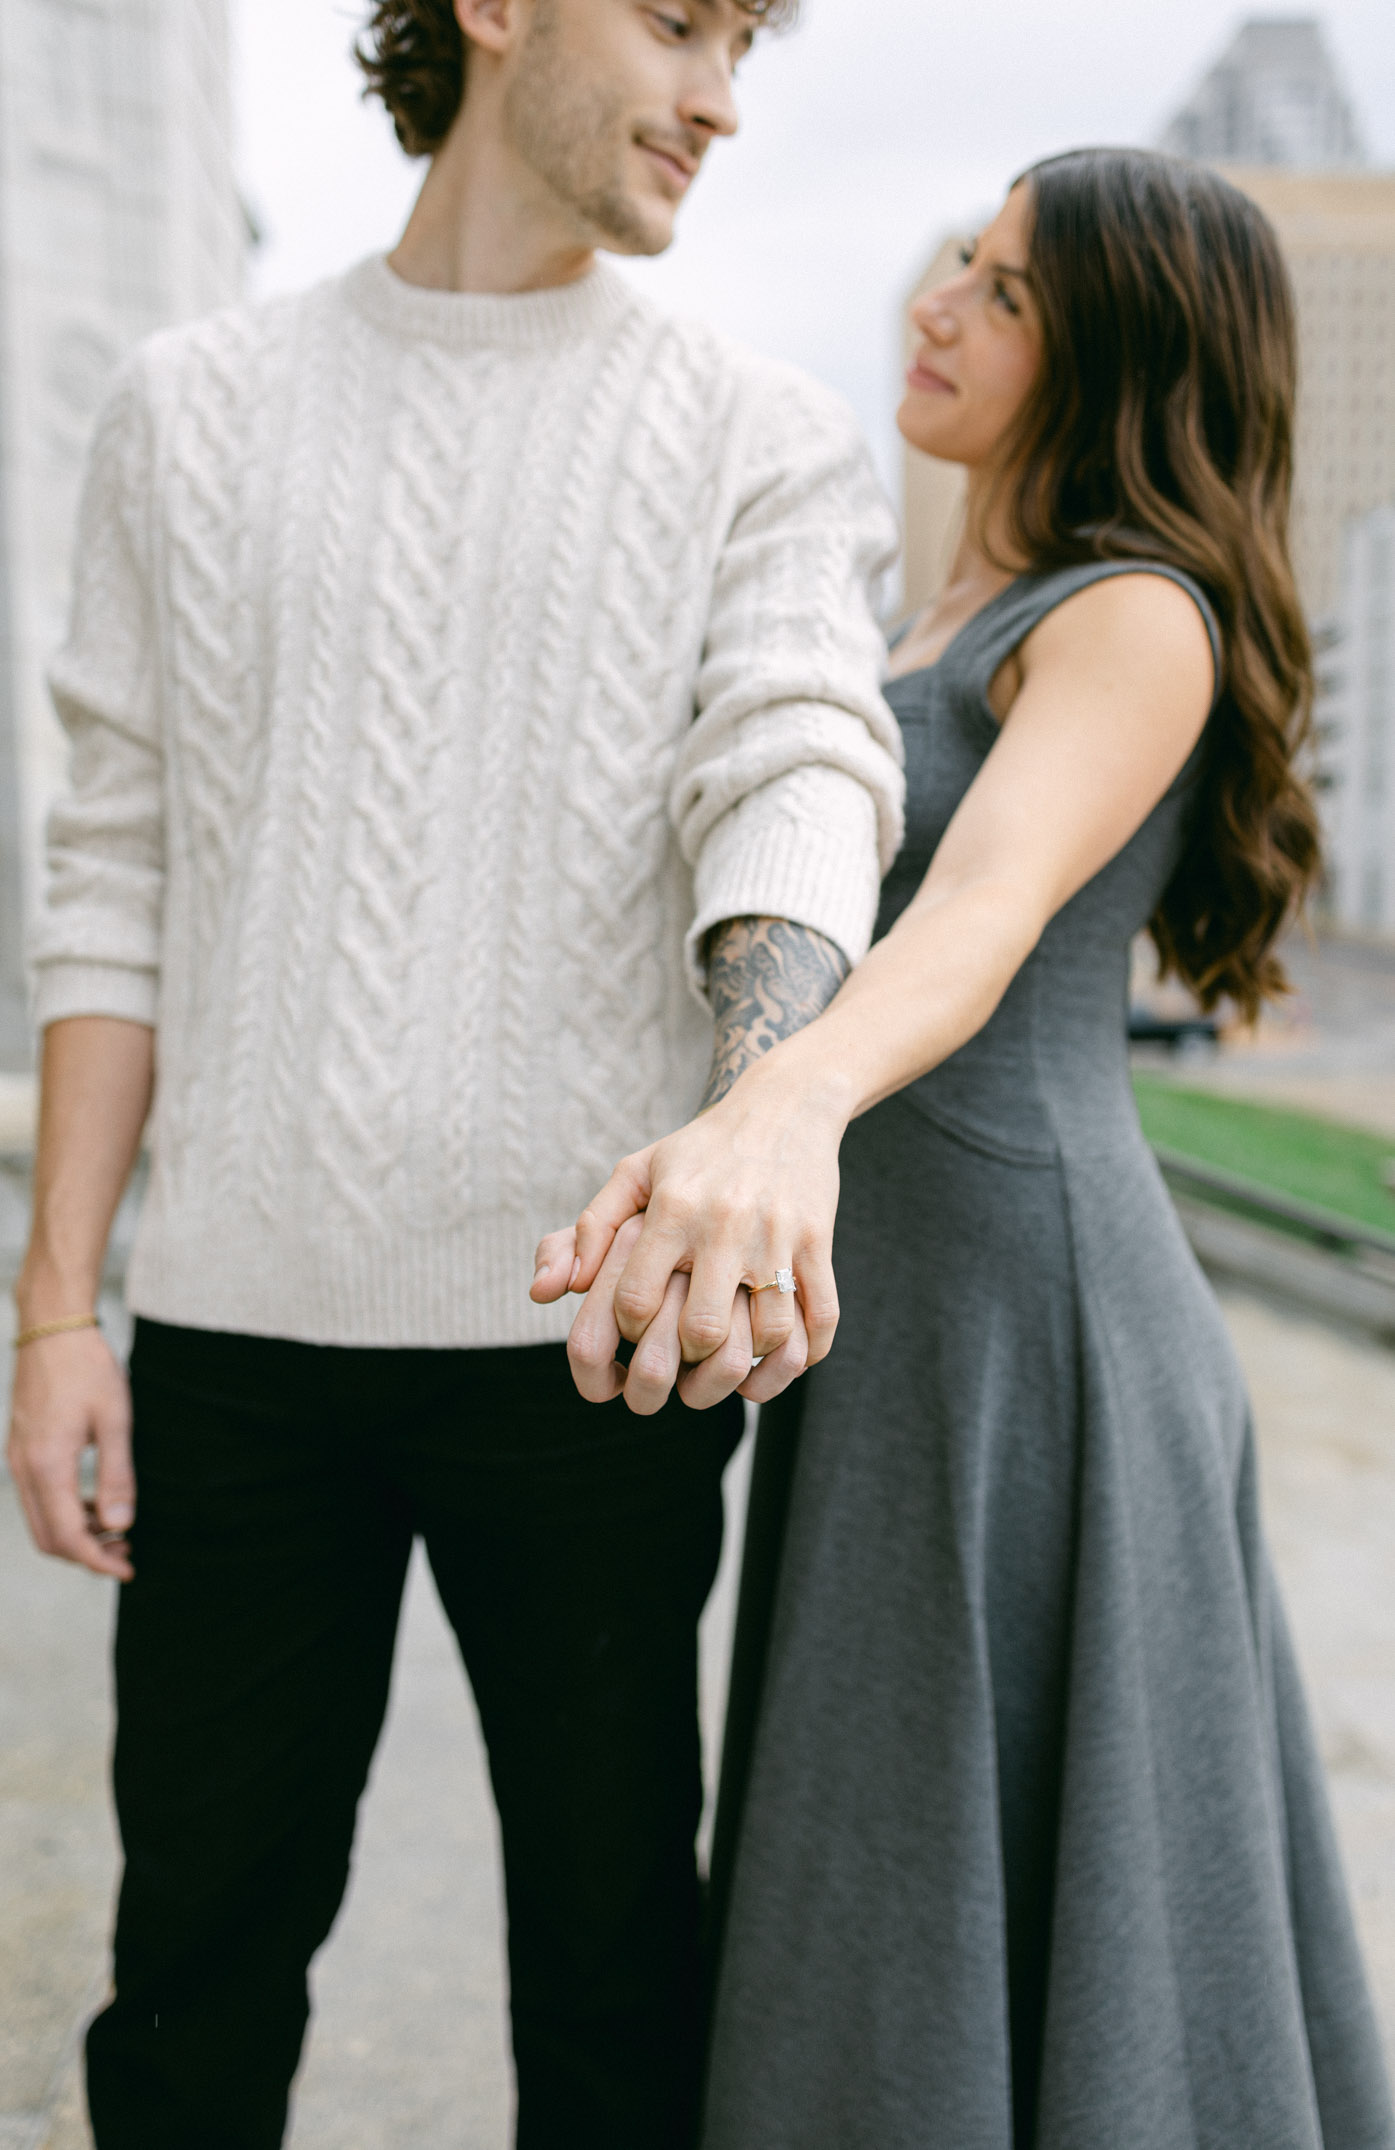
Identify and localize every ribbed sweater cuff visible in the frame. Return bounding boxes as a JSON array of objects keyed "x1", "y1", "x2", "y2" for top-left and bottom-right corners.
[
  {"x1": 32, "y1": 960, "x2": 159, "y2": 1030},
  {"x1": 685, "y1": 765, "x2": 881, "y2": 1002}
]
